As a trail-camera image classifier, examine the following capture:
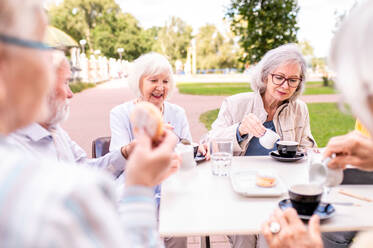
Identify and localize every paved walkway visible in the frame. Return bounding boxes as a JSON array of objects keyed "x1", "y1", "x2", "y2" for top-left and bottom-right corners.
[{"x1": 62, "y1": 79, "x2": 340, "y2": 155}]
